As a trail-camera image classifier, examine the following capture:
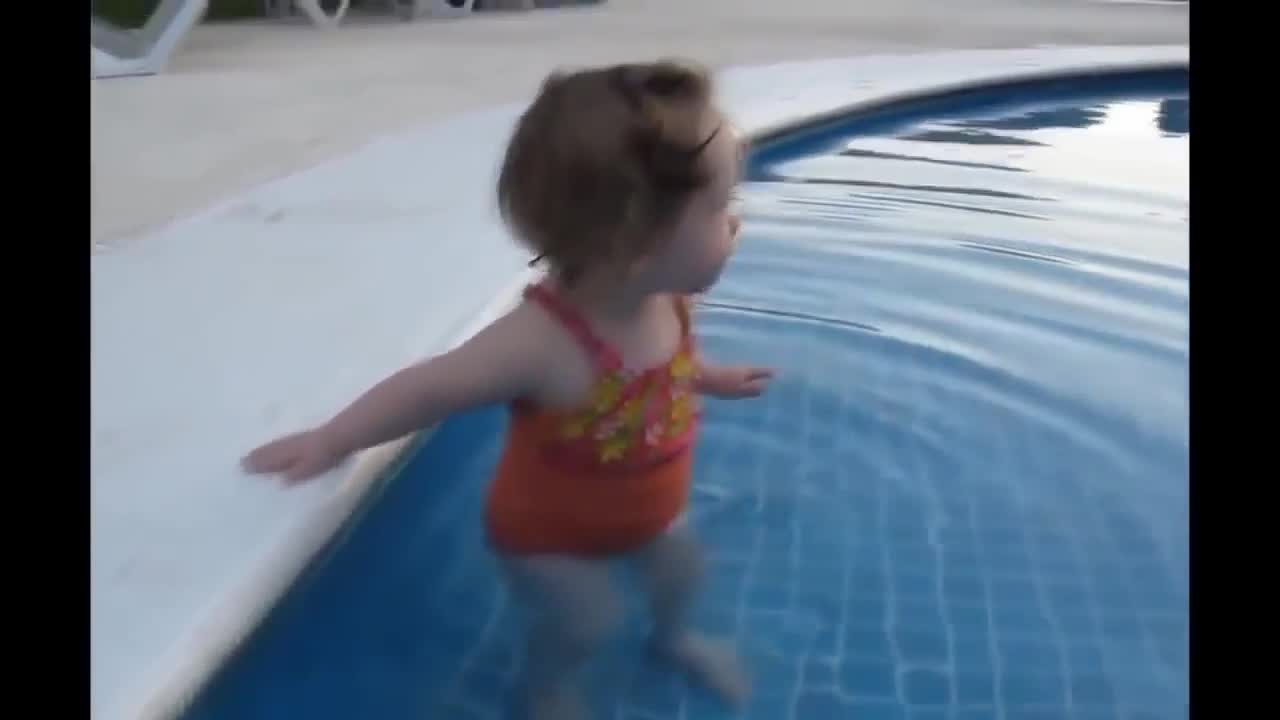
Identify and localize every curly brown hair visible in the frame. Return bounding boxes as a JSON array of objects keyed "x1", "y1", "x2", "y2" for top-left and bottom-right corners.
[{"x1": 497, "y1": 60, "x2": 721, "y2": 285}]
